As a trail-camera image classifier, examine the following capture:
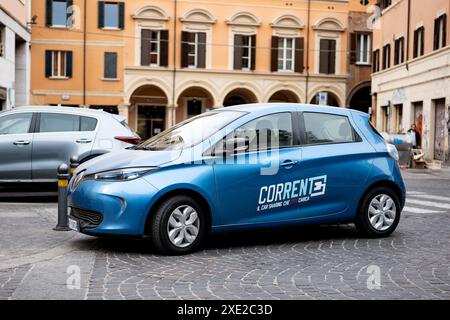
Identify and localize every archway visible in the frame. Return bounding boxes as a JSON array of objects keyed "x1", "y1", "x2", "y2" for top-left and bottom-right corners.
[
  {"x1": 130, "y1": 85, "x2": 168, "y2": 140},
  {"x1": 268, "y1": 90, "x2": 300, "y2": 103},
  {"x1": 176, "y1": 87, "x2": 215, "y2": 123},
  {"x1": 348, "y1": 84, "x2": 372, "y2": 113},
  {"x1": 310, "y1": 91, "x2": 340, "y2": 107},
  {"x1": 223, "y1": 88, "x2": 258, "y2": 107}
]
